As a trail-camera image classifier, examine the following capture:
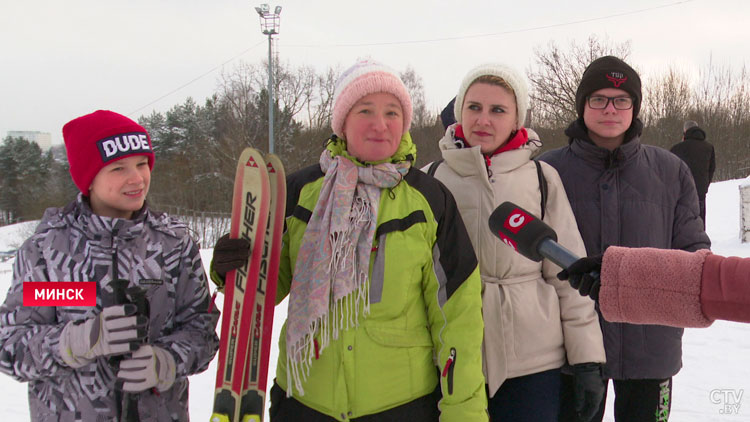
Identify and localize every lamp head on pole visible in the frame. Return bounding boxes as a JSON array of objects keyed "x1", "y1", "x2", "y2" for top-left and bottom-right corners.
[{"x1": 255, "y1": 3, "x2": 281, "y2": 35}]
